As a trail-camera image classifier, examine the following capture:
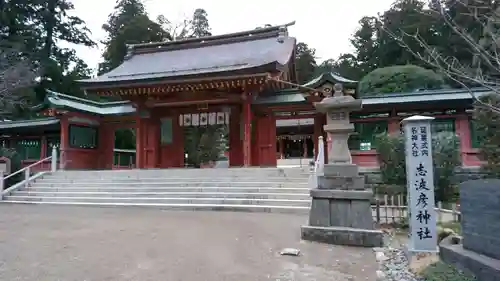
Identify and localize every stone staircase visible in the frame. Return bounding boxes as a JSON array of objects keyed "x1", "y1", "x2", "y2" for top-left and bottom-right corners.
[{"x1": 2, "y1": 168, "x2": 312, "y2": 213}]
